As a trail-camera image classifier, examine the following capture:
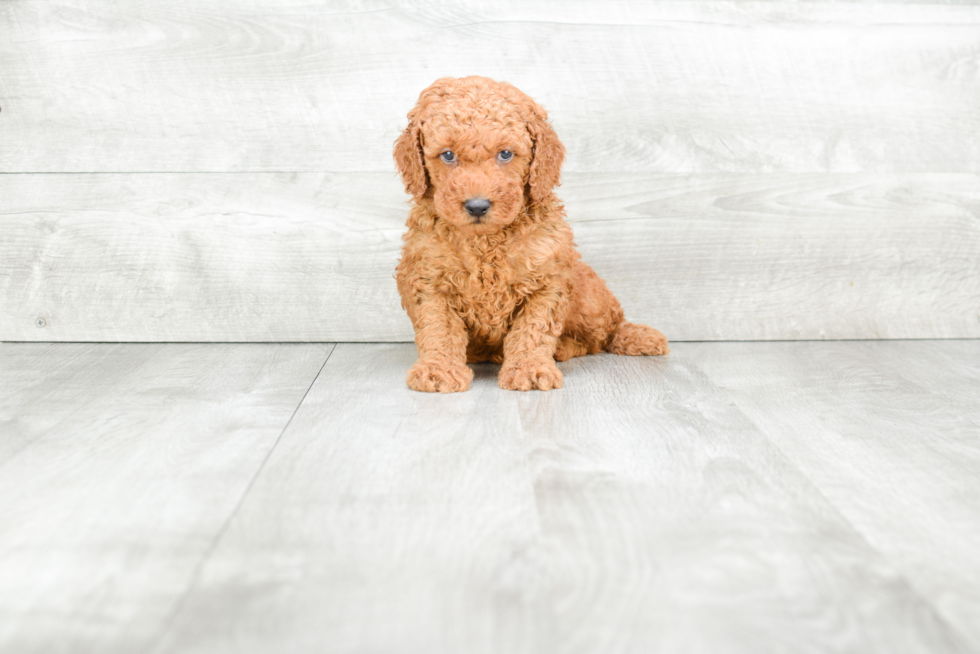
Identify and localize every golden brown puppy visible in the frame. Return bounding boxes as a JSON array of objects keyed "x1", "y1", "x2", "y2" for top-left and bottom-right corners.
[{"x1": 394, "y1": 76, "x2": 668, "y2": 393}]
